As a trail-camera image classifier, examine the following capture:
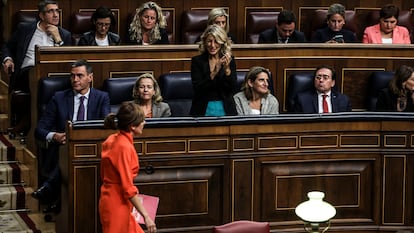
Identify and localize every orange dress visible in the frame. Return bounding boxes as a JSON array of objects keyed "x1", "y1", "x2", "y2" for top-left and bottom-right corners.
[{"x1": 99, "y1": 131, "x2": 144, "y2": 233}]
